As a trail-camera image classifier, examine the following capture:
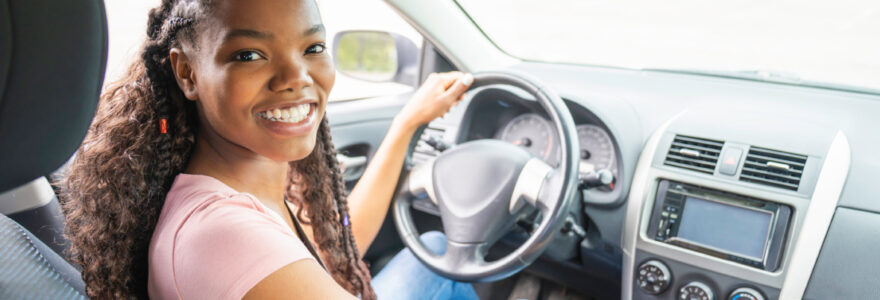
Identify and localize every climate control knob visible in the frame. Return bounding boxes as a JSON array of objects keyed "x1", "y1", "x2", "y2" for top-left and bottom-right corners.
[
  {"x1": 679, "y1": 281, "x2": 714, "y2": 300},
  {"x1": 636, "y1": 260, "x2": 671, "y2": 295},
  {"x1": 728, "y1": 287, "x2": 764, "y2": 300}
]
